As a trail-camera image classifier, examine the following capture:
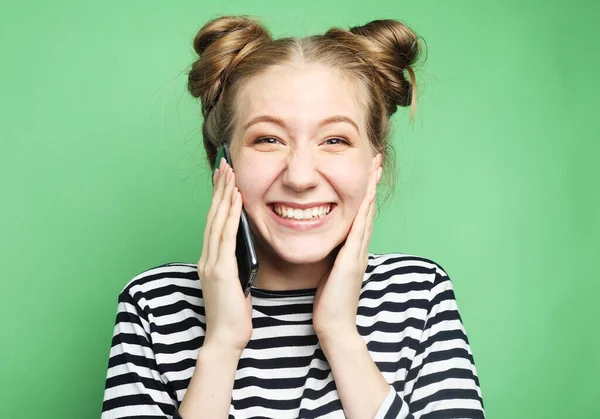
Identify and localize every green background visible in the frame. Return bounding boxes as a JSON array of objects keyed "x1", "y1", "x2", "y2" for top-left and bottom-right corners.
[{"x1": 1, "y1": 0, "x2": 598, "y2": 418}]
